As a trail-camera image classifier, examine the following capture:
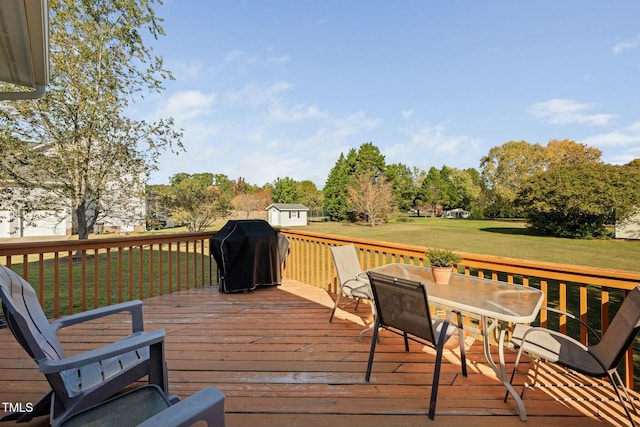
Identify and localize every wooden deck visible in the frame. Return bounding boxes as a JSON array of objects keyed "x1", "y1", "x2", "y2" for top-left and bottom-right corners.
[{"x1": 1, "y1": 279, "x2": 637, "y2": 427}]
